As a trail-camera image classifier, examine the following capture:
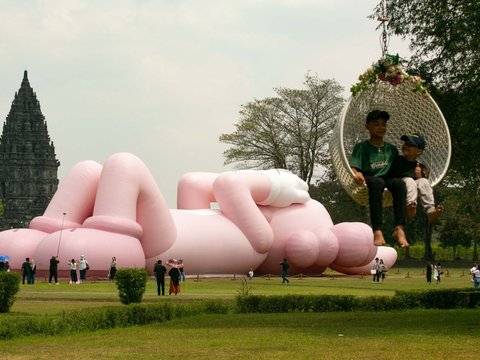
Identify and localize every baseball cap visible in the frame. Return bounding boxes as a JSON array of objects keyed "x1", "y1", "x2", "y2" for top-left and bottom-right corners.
[
  {"x1": 366, "y1": 110, "x2": 390, "y2": 123},
  {"x1": 400, "y1": 133, "x2": 426, "y2": 149}
]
